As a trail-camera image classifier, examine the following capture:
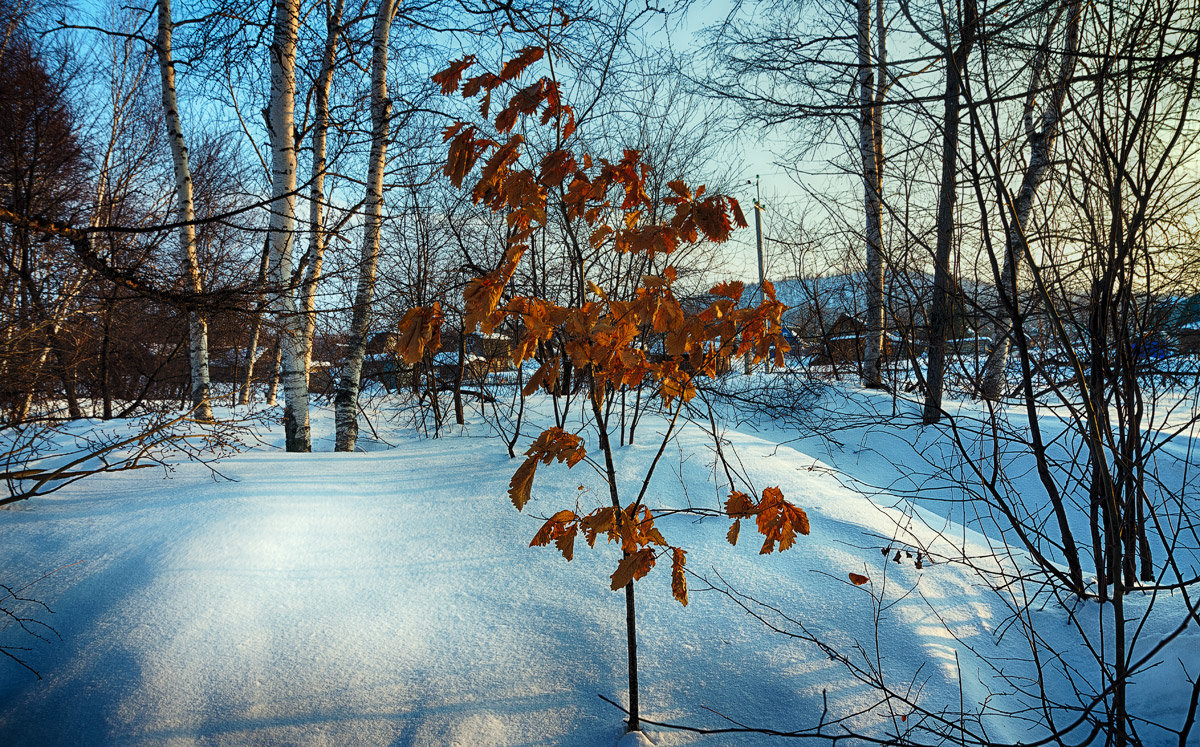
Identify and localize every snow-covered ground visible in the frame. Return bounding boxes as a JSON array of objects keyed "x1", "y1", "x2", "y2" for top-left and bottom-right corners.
[{"x1": 1, "y1": 383, "x2": 1197, "y2": 745}]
